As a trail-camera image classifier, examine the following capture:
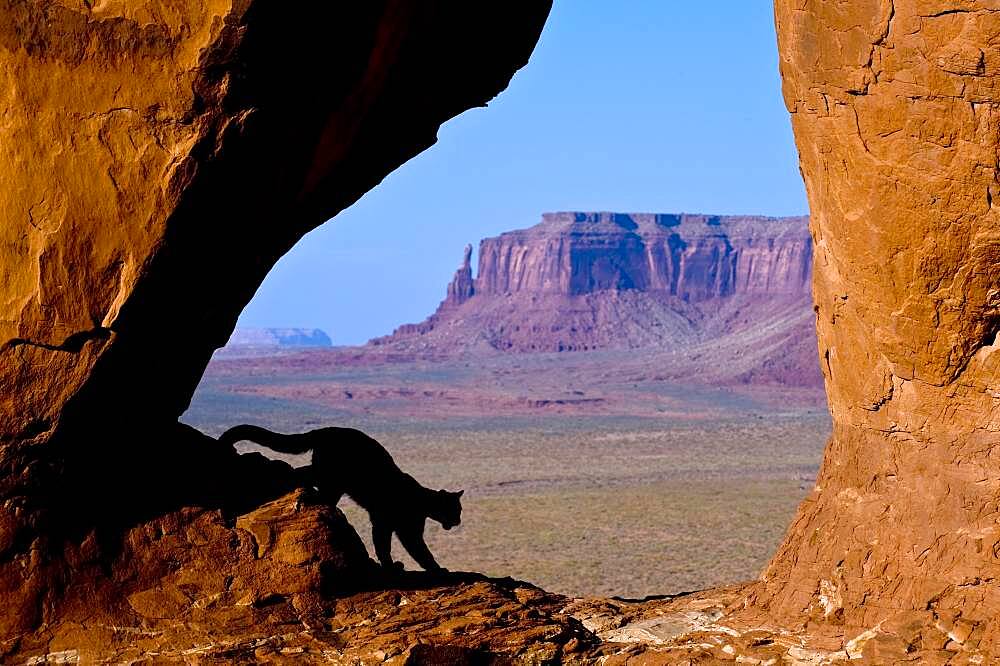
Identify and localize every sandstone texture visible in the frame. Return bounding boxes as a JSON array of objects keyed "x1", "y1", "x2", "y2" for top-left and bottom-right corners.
[
  {"x1": 745, "y1": 0, "x2": 1000, "y2": 656},
  {"x1": 7, "y1": 488, "x2": 376, "y2": 663},
  {"x1": 16, "y1": 575, "x2": 963, "y2": 664},
  {"x1": 375, "y1": 211, "x2": 822, "y2": 387},
  {"x1": 0, "y1": 0, "x2": 551, "y2": 648}
]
